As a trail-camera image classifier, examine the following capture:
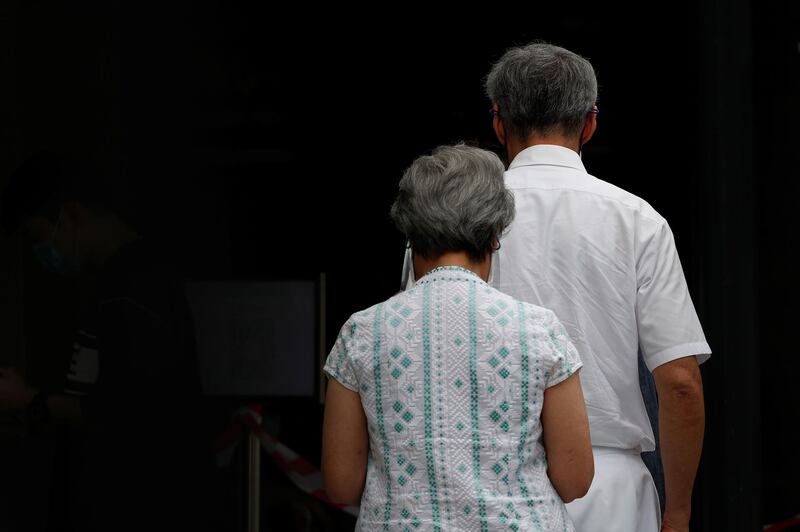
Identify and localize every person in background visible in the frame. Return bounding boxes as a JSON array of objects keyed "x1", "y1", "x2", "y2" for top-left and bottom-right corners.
[{"x1": 0, "y1": 152, "x2": 217, "y2": 532}]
